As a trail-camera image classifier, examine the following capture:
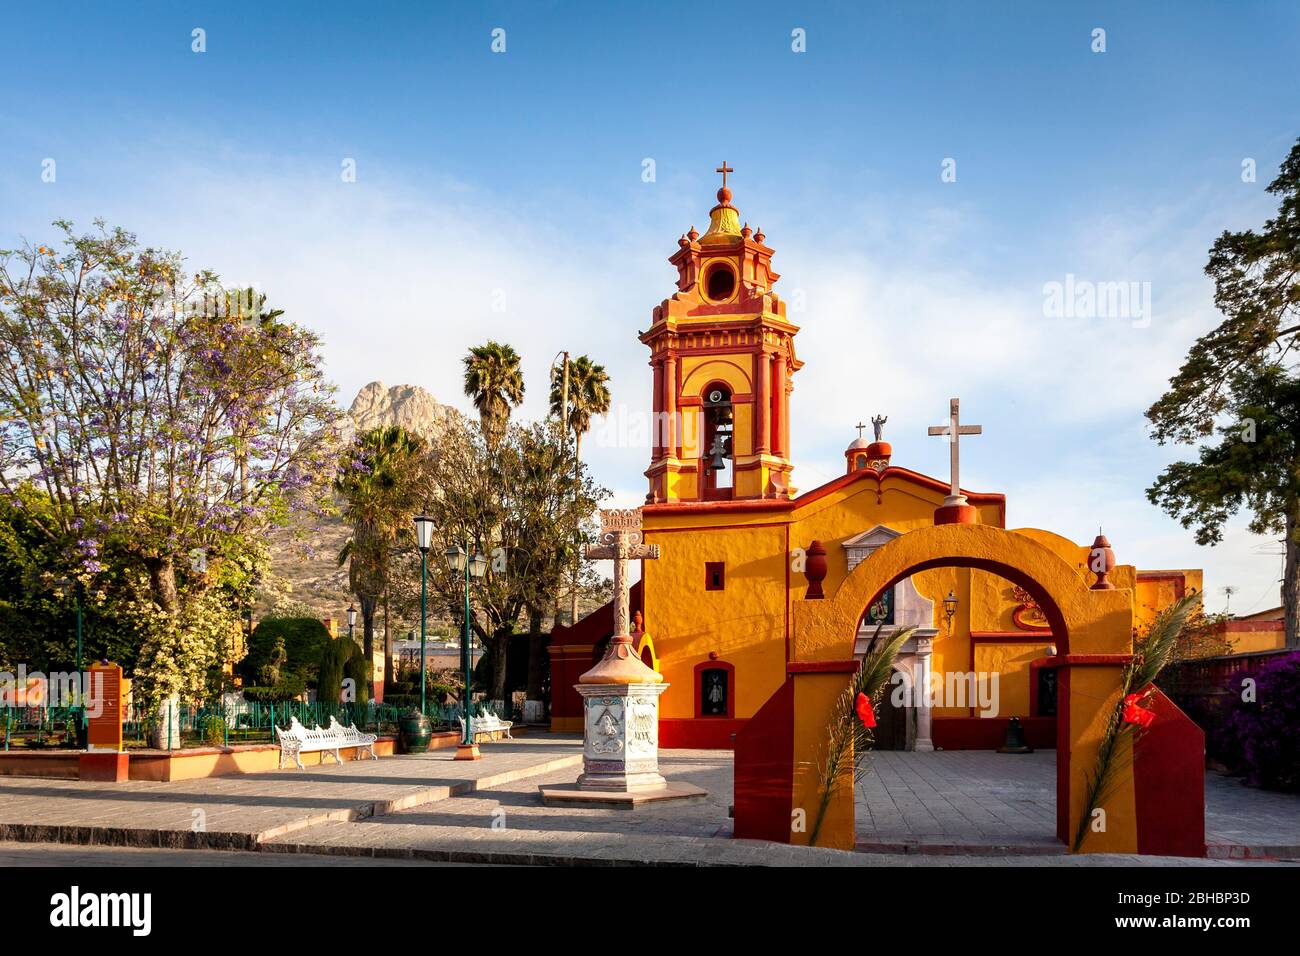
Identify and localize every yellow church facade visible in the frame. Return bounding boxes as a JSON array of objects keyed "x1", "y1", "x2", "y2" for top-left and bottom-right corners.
[{"x1": 549, "y1": 169, "x2": 1201, "y2": 755}]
